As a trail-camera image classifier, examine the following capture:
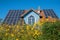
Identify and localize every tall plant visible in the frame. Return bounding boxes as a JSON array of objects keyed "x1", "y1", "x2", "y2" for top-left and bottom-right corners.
[{"x1": 41, "y1": 20, "x2": 60, "y2": 40}]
